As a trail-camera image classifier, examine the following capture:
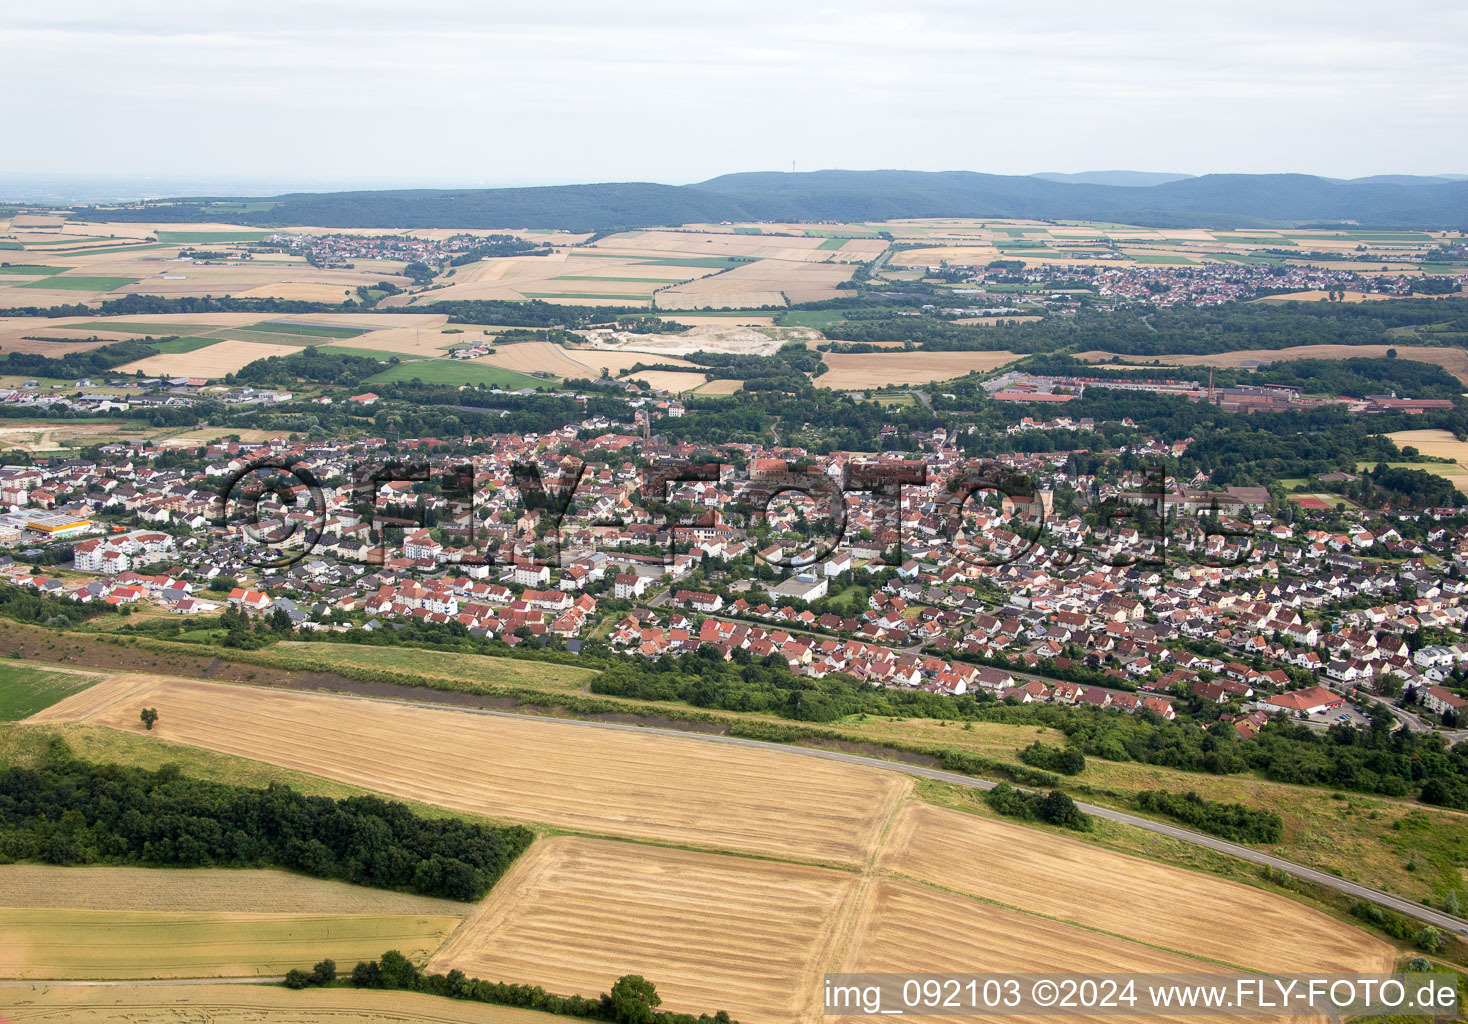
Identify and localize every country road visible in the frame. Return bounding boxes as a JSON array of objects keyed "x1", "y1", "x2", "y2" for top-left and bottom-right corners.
[{"x1": 323, "y1": 688, "x2": 1468, "y2": 938}]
